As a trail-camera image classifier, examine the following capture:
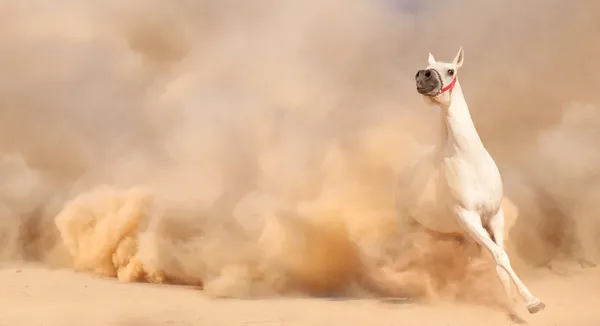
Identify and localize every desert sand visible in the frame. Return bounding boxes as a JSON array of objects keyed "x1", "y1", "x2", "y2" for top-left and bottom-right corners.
[
  {"x1": 0, "y1": 263, "x2": 598, "y2": 326},
  {"x1": 2, "y1": 1, "x2": 600, "y2": 326}
]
